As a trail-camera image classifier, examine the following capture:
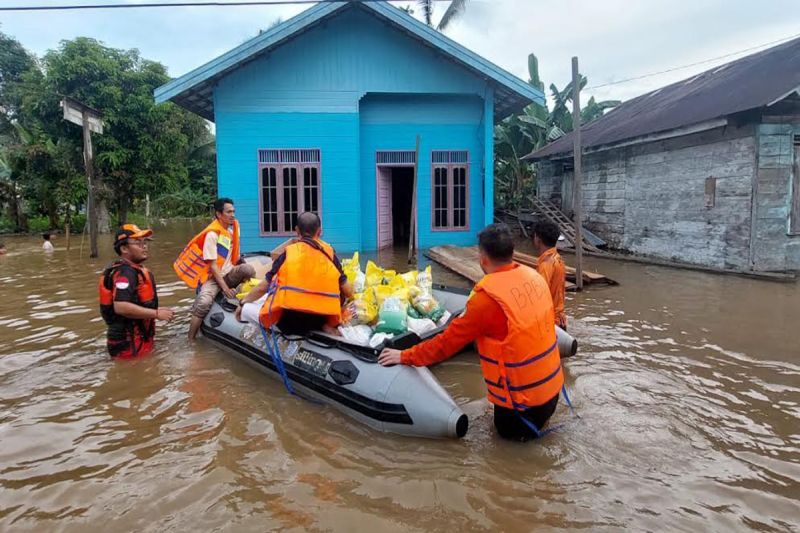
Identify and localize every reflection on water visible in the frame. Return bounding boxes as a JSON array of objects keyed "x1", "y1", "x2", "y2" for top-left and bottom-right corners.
[{"x1": 0, "y1": 221, "x2": 798, "y2": 531}]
